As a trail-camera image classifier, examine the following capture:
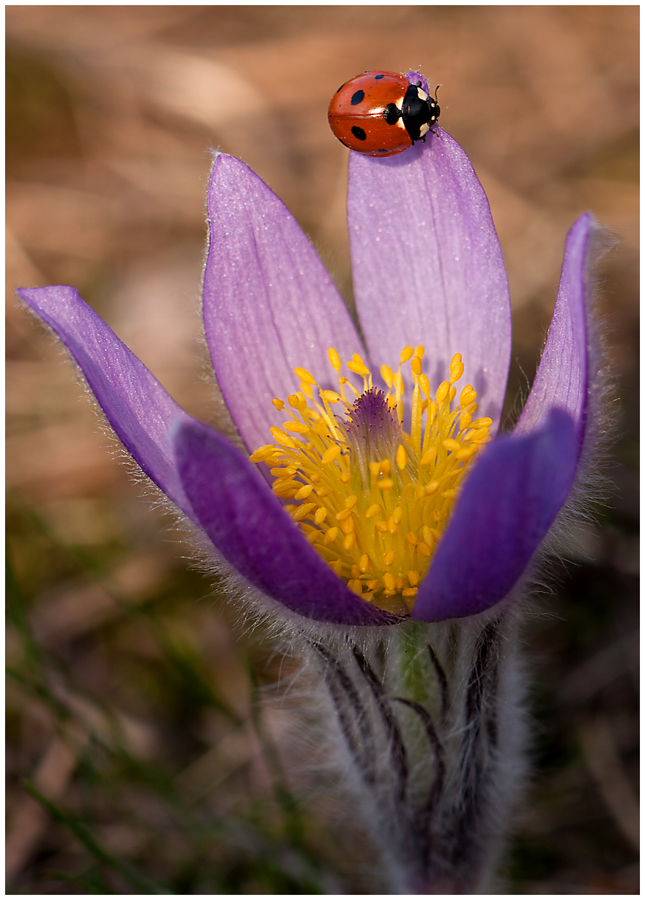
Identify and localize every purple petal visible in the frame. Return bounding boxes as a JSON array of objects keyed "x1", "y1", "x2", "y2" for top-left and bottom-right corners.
[
  {"x1": 17, "y1": 285, "x2": 199, "y2": 522},
  {"x1": 412, "y1": 408, "x2": 577, "y2": 622},
  {"x1": 515, "y1": 213, "x2": 593, "y2": 453},
  {"x1": 405, "y1": 72, "x2": 429, "y2": 93},
  {"x1": 173, "y1": 419, "x2": 397, "y2": 626},
  {"x1": 347, "y1": 130, "x2": 511, "y2": 431},
  {"x1": 203, "y1": 153, "x2": 363, "y2": 456}
]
